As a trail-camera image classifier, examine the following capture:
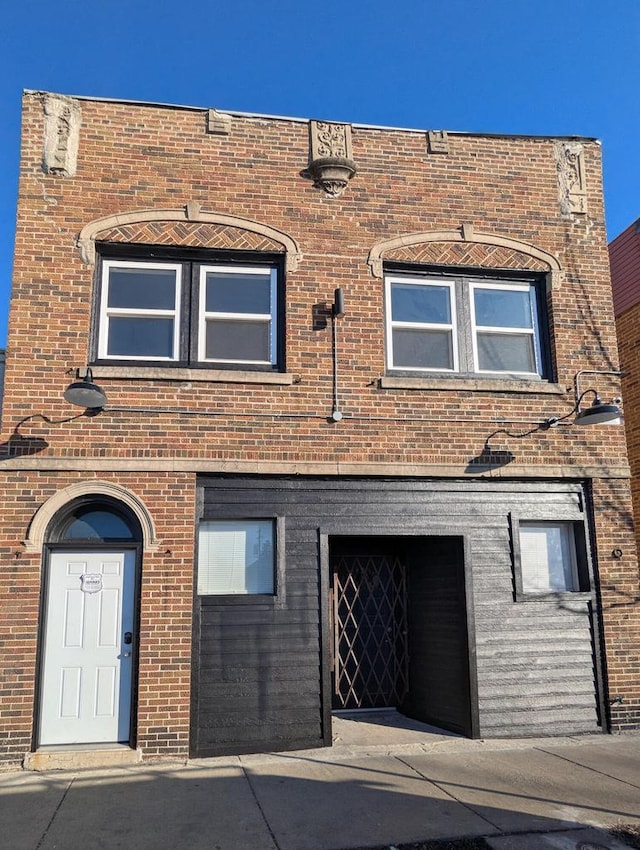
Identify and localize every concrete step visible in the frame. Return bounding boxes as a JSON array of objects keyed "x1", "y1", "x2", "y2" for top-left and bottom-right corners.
[{"x1": 24, "y1": 746, "x2": 142, "y2": 772}]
